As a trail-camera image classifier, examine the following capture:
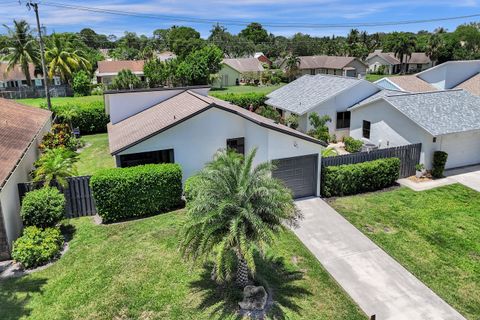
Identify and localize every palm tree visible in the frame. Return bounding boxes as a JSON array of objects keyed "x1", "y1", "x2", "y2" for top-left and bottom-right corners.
[
  {"x1": 33, "y1": 147, "x2": 78, "y2": 188},
  {"x1": 45, "y1": 34, "x2": 91, "y2": 83},
  {"x1": 57, "y1": 106, "x2": 79, "y2": 131},
  {"x1": 180, "y1": 148, "x2": 301, "y2": 288},
  {"x1": 285, "y1": 54, "x2": 300, "y2": 81},
  {"x1": 392, "y1": 34, "x2": 416, "y2": 74},
  {"x1": 2, "y1": 20, "x2": 39, "y2": 86},
  {"x1": 426, "y1": 34, "x2": 444, "y2": 66}
]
